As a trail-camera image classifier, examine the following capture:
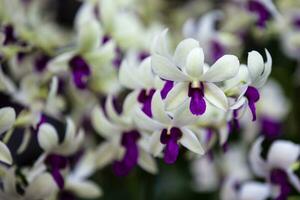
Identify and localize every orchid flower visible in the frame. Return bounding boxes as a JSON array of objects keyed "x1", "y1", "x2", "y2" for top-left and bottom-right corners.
[
  {"x1": 249, "y1": 137, "x2": 300, "y2": 199},
  {"x1": 225, "y1": 49, "x2": 272, "y2": 122},
  {"x1": 151, "y1": 30, "x2": 240, "y2": 116},
  {"x1": 134, "y1": 91, "x2": 204, "y2": 164},
  {"x1": 91, "y1": 93, "x2": 157, "y2": 176},
  {"x1": 119, "y1": 54, "x2": 172, "y2": 117},
  {"x1": 48, "y1": 17, "x2": 117, "y2": 92},
  {"x1": 37, "y1": 118, "x2": 84, "y2": 189},
  {"x1": 240, "y1": 79, "x2": 290, "y2": 142},
  {"x1": 0, "y1": 166, "x2": 58, "y2": 200}
]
